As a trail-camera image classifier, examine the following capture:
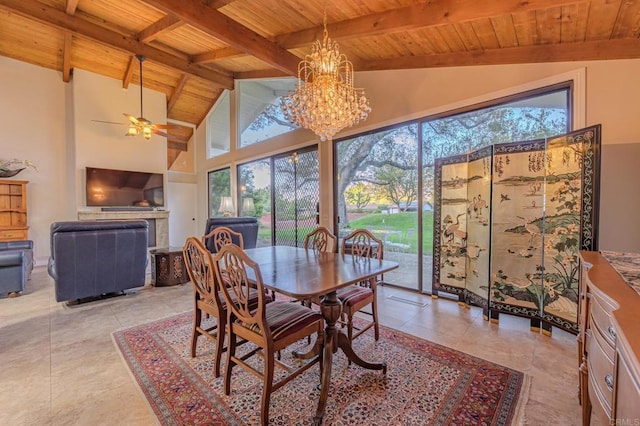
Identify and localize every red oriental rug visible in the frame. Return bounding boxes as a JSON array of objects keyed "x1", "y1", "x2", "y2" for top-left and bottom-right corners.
[{"x1": 112, "y1": 312, "x2": 528, "y2": 425}]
